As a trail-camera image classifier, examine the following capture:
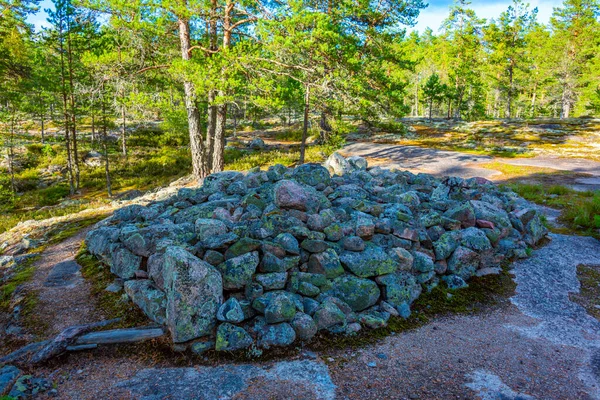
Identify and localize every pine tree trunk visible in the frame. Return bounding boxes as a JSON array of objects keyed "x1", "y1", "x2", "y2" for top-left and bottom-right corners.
[
  {"x1": 40, "y1": 114, "x2": 45, "y2": 144},
  {"x1": 507, "y1": 64, "x2": 514, "y2": 119},
  {"x1": 101, "y1": 82, "x2": 112, "y2": 197},
  {"x1": 319, "y1": 111, "x2": 332, "y2": 143},
  {"x1": 299, "y1": 85, "x2": 310, "y2": 164},
  {"x1": 212, "y1": 101, "x2": 227, "y2": 173},
  {"x1": 121, "y1": 95, "x2": 127, "y2": 157},
  {"x1": 178, "y1": 17, "x2": 208, "y2": 179},
  {"x1": 9, "y1": 114, "x2": 16, "y2": 193},
  {"x1": 90, "y1": 97, "x2": 95, "y2": 143},
  {"x1": 66, "y1": 22, "x2": 79, "y2": 191},
  {"x1": 206, "y1": 90, "x2": 217, "y2": 172},
  {"x1": 58, "y1": 22, "x2": 75, "y2": 194}
]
